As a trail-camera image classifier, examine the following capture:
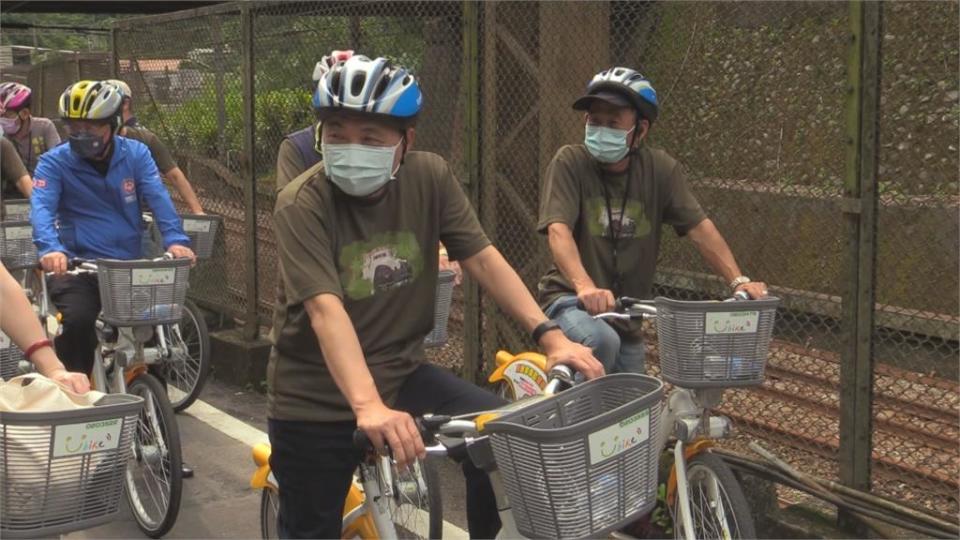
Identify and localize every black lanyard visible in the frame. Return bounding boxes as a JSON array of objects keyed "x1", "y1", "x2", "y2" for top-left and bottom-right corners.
[{"x1": 599, "y1": 171, "x2": 630, "y2": 296}]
